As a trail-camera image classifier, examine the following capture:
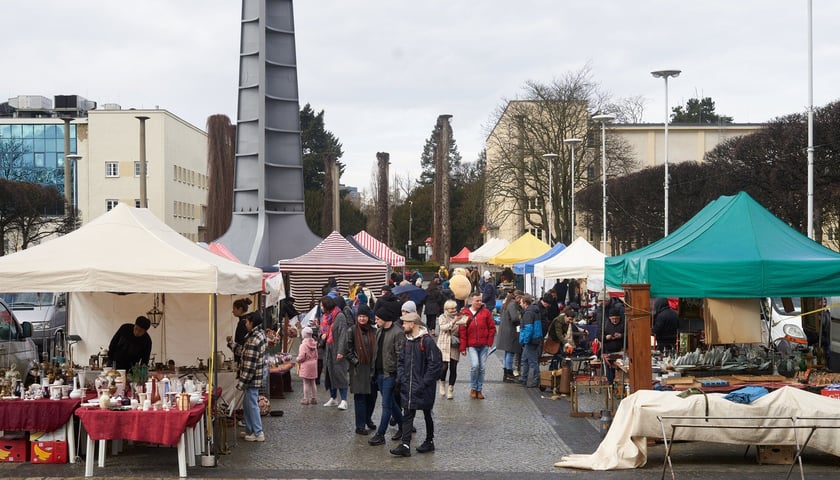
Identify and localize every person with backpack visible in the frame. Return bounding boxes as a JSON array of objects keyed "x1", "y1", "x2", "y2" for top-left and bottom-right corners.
[
  {"x1": 389, "y1": 312, "x2": 442, "y2": 457},
  {"x1": 518, "y1": 294, "x2": 542, "y2": 388}
]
